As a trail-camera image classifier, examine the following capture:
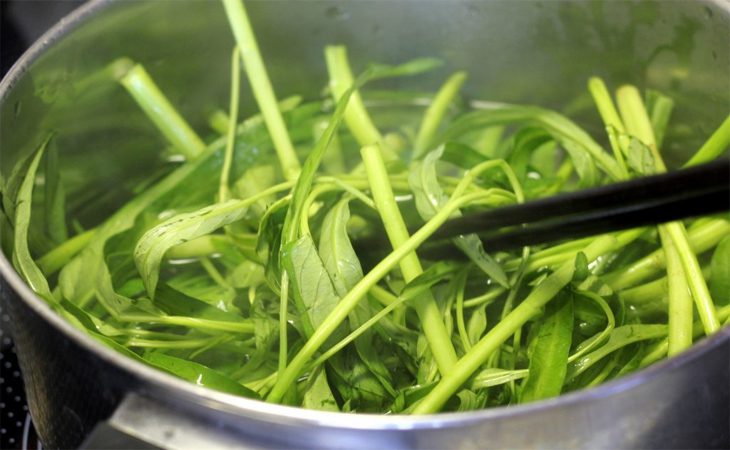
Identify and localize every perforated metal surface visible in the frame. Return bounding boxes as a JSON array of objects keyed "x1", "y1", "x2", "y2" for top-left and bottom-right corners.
[{"x1": 0, "y1": 304, "x2": 41, "y2": 450}]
